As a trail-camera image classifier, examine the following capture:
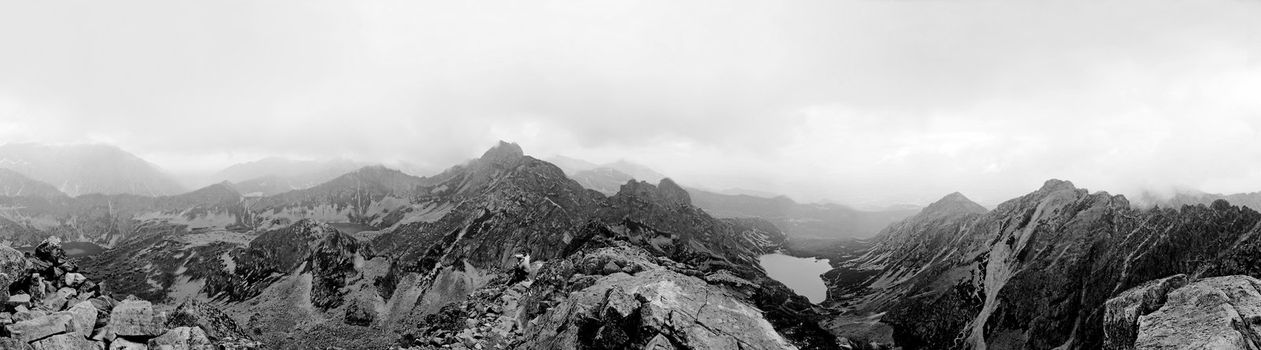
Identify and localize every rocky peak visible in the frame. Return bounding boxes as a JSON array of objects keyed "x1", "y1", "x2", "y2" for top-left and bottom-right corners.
[
  {"x1": 616, "y1": 179, "x2": 692, "y2": 207},
  {"x1": 922, "y1": 191, "x2": 987, "y2": 216},
  {"x1": 657, "y1": 178, "x2": 691, "y2": 206},
  {"x1": 478, "y1": 141, "x2": 524, "y2": 166},
  {"x1": 1039, "y1": 178, "x2": 1077, "y2": 193}
]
